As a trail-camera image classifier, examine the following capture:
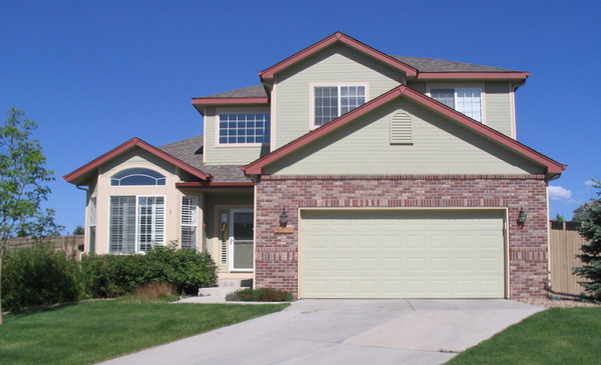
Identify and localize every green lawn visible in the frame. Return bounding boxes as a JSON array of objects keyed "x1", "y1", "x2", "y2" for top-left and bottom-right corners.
[
  {"x1": 445, "y1": 307, "x2": 601, "y2": 365},
  {"x1": 0, "y1": 300, "x2": 289, "y2": 365}
]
